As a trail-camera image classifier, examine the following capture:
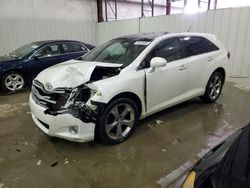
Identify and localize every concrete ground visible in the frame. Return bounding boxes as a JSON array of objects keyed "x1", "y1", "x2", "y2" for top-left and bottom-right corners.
[{"x1": 0, "y1": 79, "x2": 250, "y2": 188}]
